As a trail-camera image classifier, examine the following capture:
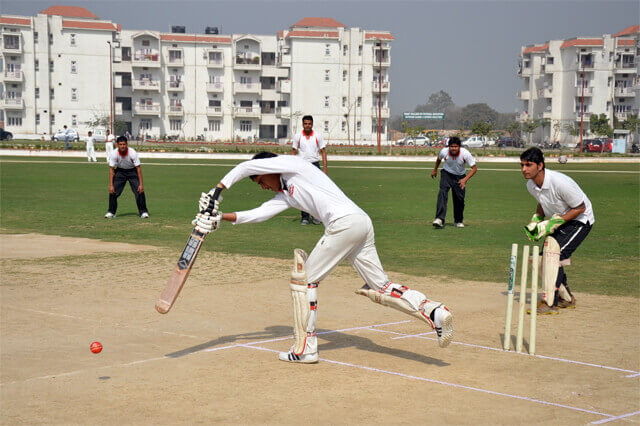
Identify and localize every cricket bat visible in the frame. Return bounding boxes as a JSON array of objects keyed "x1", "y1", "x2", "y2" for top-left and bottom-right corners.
[{"x1": 155, "y1": 229, "x2": 206, "y2": 314}]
